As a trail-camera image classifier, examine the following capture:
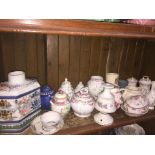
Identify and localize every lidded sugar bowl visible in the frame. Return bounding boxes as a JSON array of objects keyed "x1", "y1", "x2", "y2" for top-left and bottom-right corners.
[
  {"x1": 71, "y1": 87, "x2": 95, "y2": 117},
  {"x1": 87, "y1": 76, "x2": 104, "y2": 99},
  {"x1": 94, "y1": 83, "x2": 116, "y2": 126},
  {"x1": 59, "y1": 78, "x2": 74, "y2": 100},
  {"x1": 139, "y1": 76, "x2": 152, "y2": 95},
  {"x1": 50, "y1": 91, "x2": 70, "y2": 117}
]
